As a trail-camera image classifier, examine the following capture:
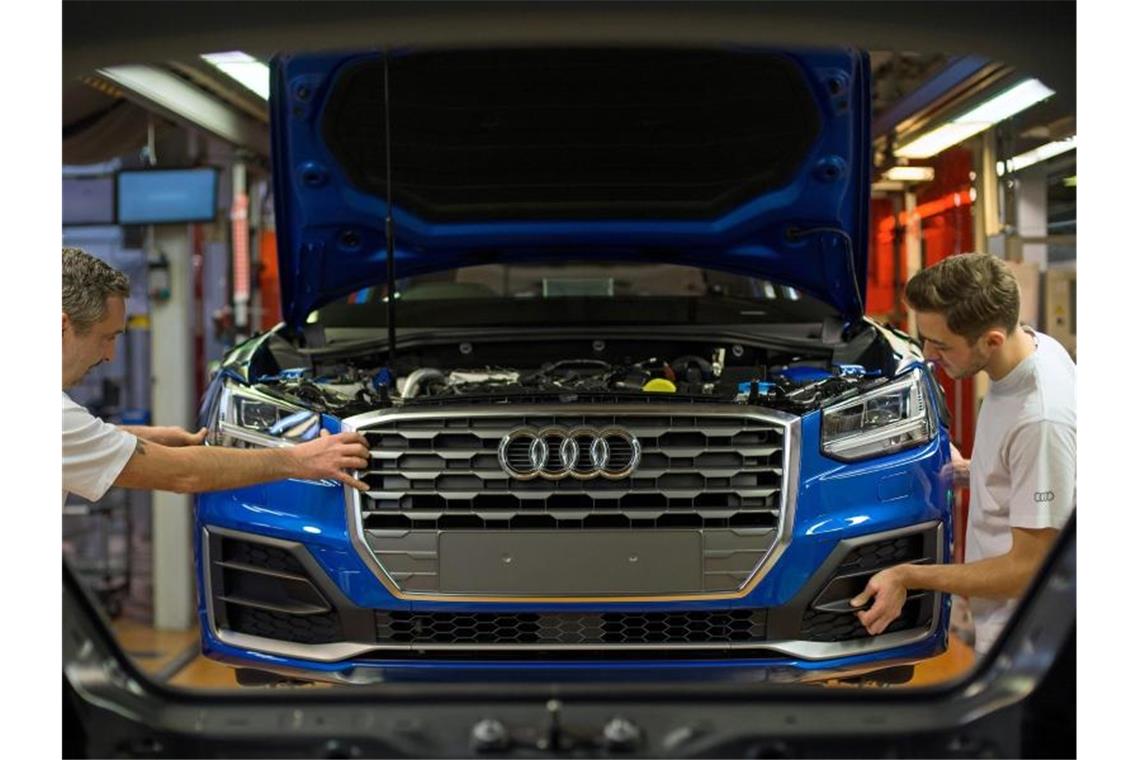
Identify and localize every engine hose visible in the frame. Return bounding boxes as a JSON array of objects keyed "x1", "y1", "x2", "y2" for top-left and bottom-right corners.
[{"x1": 400, "y1": 368, "x2": 447, "y2": 400}]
